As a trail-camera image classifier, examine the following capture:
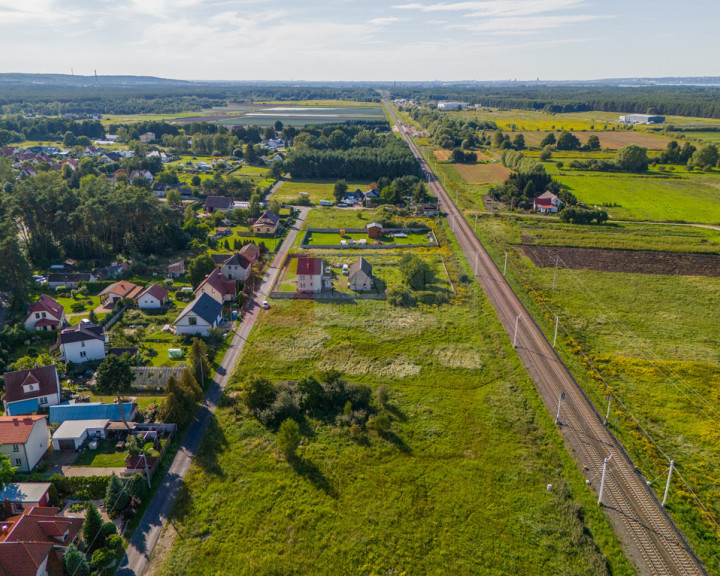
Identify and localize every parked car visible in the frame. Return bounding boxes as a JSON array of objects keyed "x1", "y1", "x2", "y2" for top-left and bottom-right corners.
[{"x1": 262, "y1": 300, "x2": 270, "y2": 309}]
